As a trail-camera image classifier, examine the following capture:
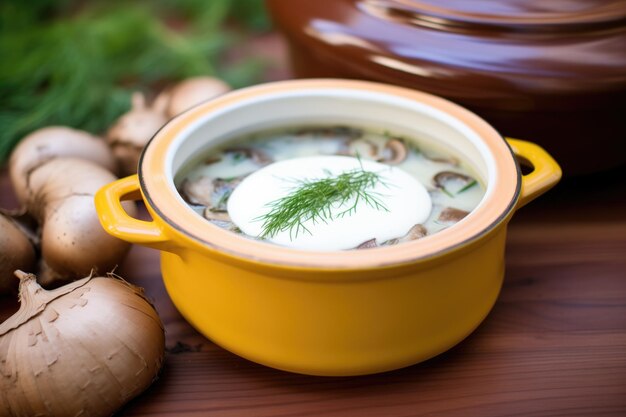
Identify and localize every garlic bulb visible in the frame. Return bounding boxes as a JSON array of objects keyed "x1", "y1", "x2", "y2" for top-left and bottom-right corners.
[{"x1": 0, "y1": 272, "x2": 165, "y2": 417}]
